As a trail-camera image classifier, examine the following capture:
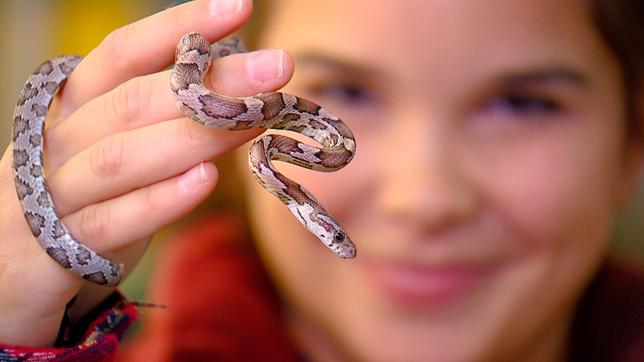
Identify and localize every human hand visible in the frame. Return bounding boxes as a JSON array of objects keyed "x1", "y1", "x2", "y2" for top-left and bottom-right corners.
[{"x1": 0, "y1": 0, "x2": 292, "y2": 347}]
